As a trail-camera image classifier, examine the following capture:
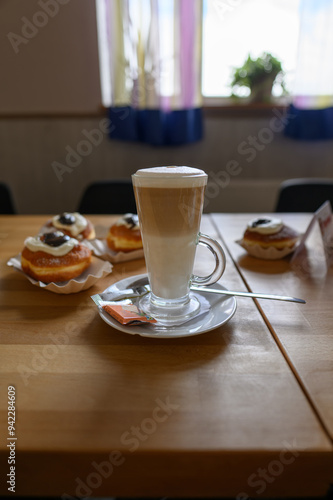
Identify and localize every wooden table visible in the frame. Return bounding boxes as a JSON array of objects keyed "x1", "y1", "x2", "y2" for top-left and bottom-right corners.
[{"x1": 0, "y1": 214, "x2": 332, "y2": 498}]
